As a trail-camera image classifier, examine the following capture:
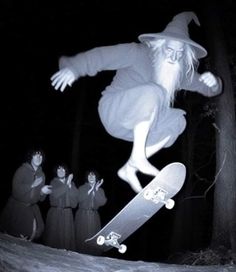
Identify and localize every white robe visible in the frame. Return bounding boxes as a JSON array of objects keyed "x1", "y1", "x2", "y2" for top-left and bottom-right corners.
[{"x1": 59, "y1": 42, "x2": 219, "y2": 147}]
